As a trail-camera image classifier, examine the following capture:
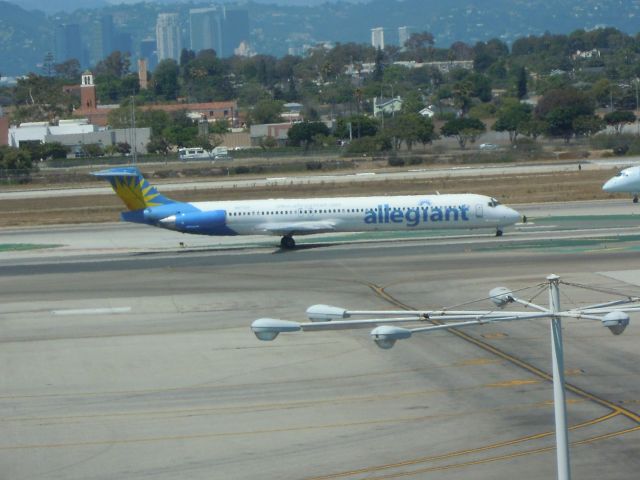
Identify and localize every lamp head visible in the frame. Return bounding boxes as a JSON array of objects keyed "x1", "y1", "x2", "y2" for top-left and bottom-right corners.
[
  {"x1": 251, "y1": 318, "x2": 301, "y2": 341},
  {"x1": 489, "y1": 287, "x2": 514, "y2": 308},
  {"x1": 370, "y1": 326, "x2": 412, "y2": 349}
]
